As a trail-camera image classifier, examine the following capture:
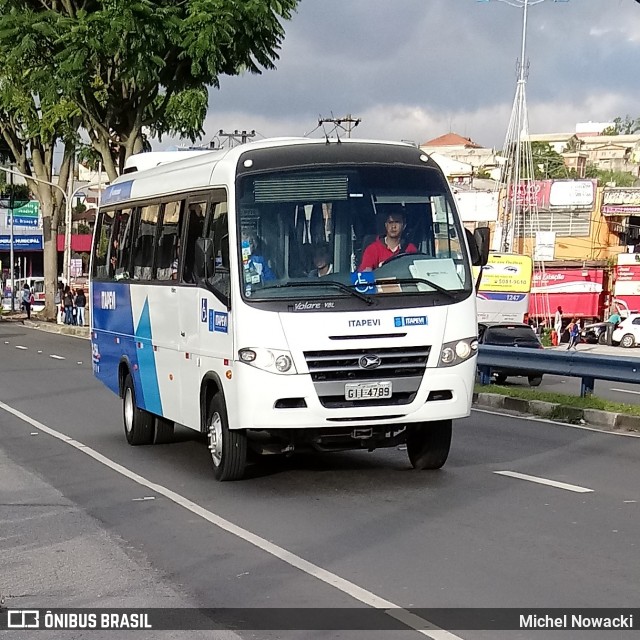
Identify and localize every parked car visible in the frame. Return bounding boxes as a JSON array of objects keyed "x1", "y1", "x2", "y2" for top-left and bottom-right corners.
[
  {"x1": 612, "y1": 314, "x2": 640, "y2": 348},
  {"x1": 581, "y1": 321, "x2": 609, "y2": 345},
  {"x1": 478, "y1": 321, "x2": 545, "y2": 386}
]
